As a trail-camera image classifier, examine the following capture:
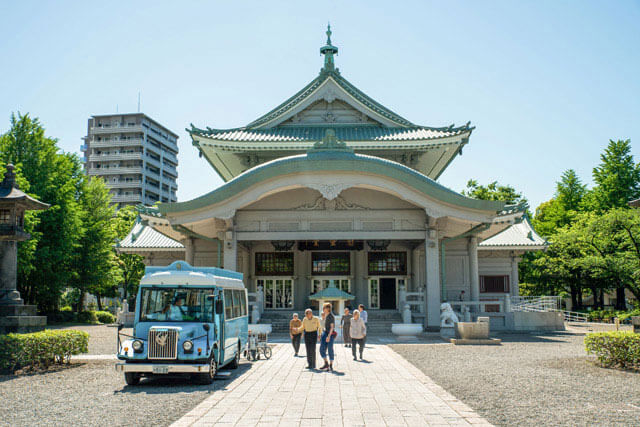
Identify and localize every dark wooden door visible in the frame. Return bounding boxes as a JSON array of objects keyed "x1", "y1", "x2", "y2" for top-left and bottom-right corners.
[{"x1": 380, "y1": 278, "x2": 396, "y2": 309}]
